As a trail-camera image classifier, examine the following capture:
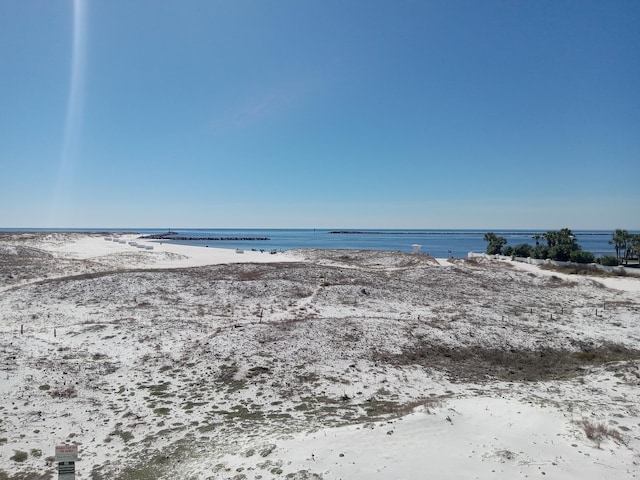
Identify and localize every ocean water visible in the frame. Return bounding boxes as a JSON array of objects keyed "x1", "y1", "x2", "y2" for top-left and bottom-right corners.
[
  {"x1": 2, "y1": 228, "x2": 624, "y2": 259},
  {"x1": 153, "y1": 229, "x2": 622, "y2": 258}
]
